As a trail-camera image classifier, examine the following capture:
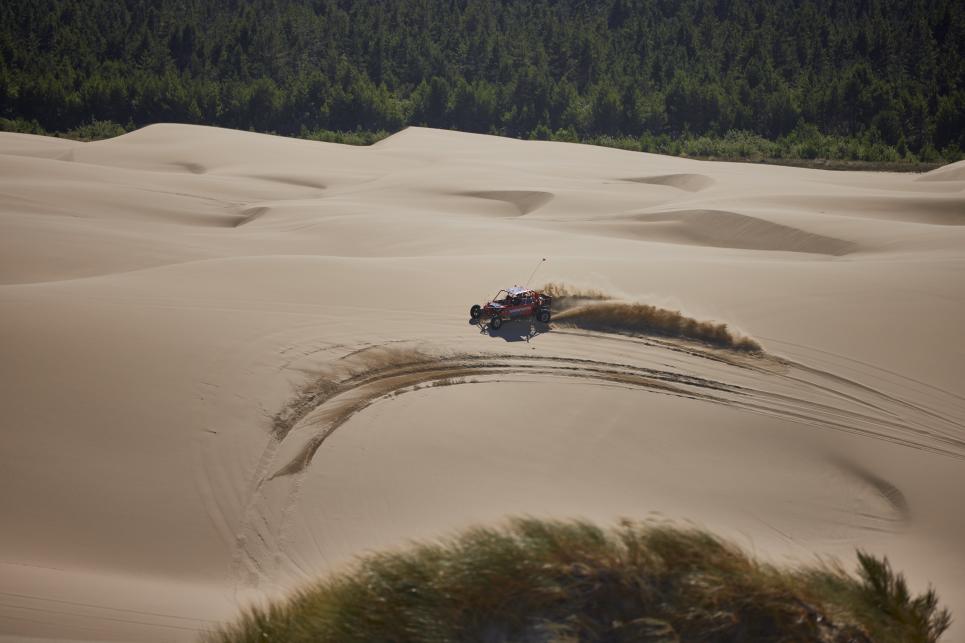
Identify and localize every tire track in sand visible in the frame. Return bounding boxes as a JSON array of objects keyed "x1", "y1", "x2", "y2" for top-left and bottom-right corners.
[{"x1": 230, "y1": 340, "x2": 965, "y2": 587}]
